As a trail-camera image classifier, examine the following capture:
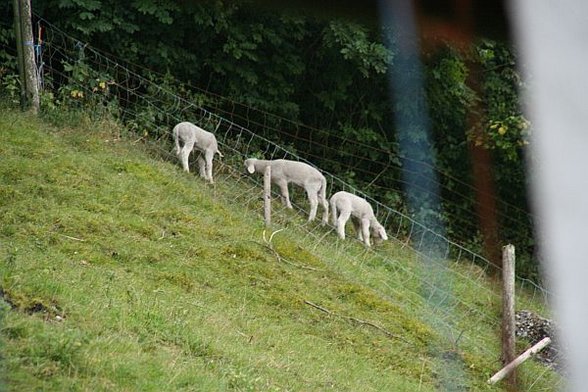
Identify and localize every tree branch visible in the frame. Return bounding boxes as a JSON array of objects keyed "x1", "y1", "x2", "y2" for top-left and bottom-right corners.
[{"x1": 304, "y1": 300, "x2": 406, "y2": 341}]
